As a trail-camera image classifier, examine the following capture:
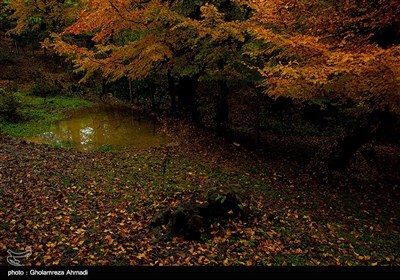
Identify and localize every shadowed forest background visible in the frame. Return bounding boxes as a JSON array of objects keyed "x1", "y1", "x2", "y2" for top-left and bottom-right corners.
[{"x1": 0, "y1": 0, "x2": 399, "y2": 266}]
